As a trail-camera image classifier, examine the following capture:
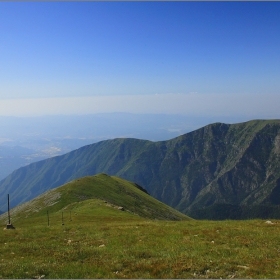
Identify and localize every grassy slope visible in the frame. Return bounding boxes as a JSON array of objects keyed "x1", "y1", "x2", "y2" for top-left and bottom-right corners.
[
  {"x1": 1, "y1": 194, "x2": 280, "y2": 278},
  {"x1": 0, "y1": 173, "x2": 189, "y2": 223}
]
